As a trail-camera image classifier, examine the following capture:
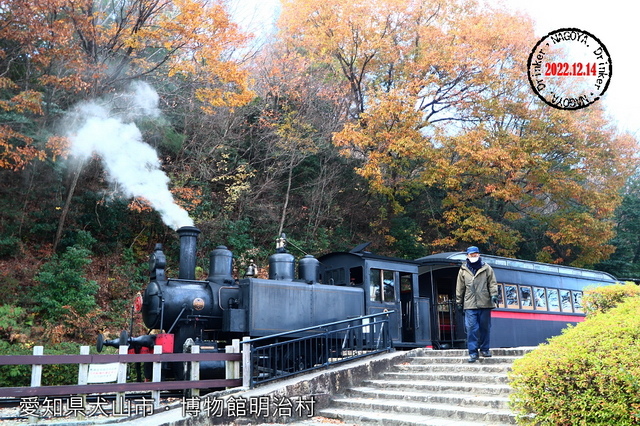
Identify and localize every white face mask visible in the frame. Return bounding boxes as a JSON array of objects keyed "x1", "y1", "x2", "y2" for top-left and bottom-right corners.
[{"x1": 467, "y1": 255, "x2": 480, "y2": 263}]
